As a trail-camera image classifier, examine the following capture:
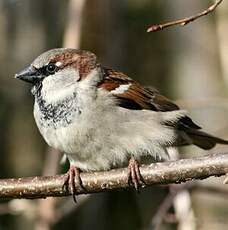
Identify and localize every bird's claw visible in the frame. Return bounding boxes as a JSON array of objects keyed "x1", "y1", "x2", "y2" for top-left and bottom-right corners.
[
  {"x1": 127, "y1": 157, "x2": 145, "y2": 191},
  {"x1": 63, "y1": 165, "x2": 83, "y2": 202}
]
